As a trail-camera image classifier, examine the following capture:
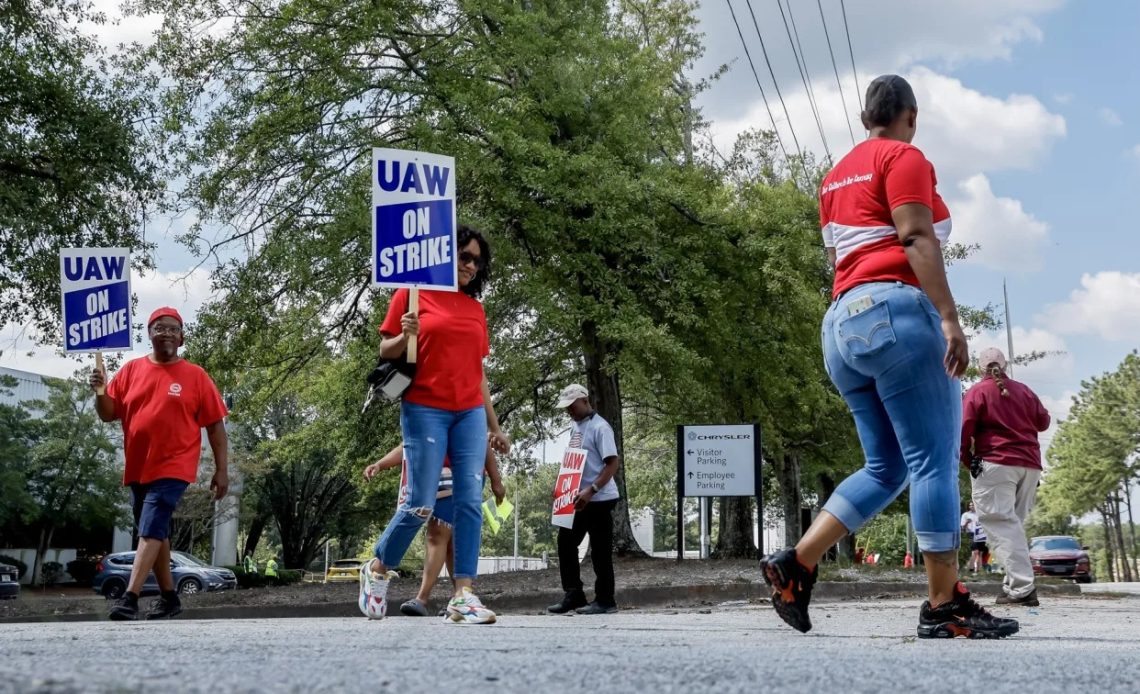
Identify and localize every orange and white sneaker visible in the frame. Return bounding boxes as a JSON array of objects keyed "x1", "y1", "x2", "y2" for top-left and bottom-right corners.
[
  {"x1": 358, "y1": 561, "x2": 398, "y2": 620},
  {"x1": 445, "y1": 587, "x2": 497, "y2": 624},
  {"x1": 760, "y1": 548, "x2": 818, "y2": 633}
]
